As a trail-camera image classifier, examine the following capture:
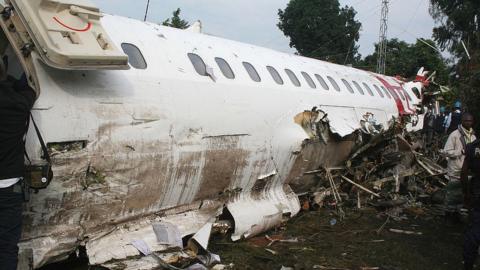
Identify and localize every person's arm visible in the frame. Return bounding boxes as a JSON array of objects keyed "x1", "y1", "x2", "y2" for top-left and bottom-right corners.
[
  {"x1": 13, "y1": 73, "x2": 36, "y2": 109},
  {"x1": 461, "y1": 154, "x2": 471, "y2": 208}
]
